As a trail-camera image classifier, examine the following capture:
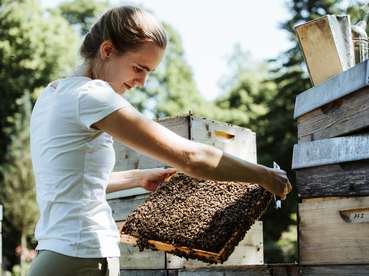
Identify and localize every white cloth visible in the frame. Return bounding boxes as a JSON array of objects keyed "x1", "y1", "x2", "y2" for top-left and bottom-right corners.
[{"x1": 30, "y1": 76, "x2": 130, "y2": 257}]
